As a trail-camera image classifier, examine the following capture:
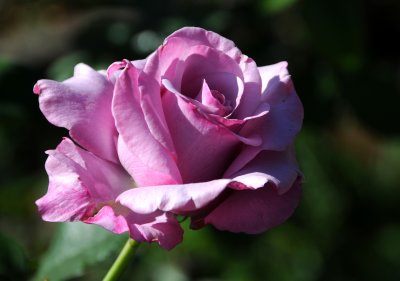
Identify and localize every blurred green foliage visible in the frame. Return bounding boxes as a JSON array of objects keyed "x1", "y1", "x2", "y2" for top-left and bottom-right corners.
[
  {"x1": 0, "y1": 0, "x2": 399, "y2": 280},
  {"x1": 32, "y1": 223, "x2": 127, "y2": 281}
]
